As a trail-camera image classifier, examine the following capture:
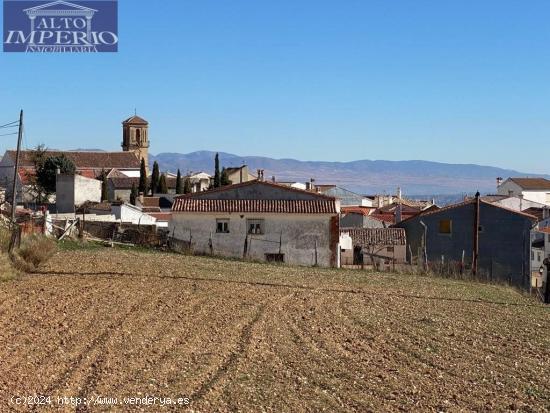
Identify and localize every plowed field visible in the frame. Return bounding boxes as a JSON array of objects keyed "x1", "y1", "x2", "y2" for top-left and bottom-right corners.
[{"x1": 0, "y1": 248, "x2": 548, "y2": 412}]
